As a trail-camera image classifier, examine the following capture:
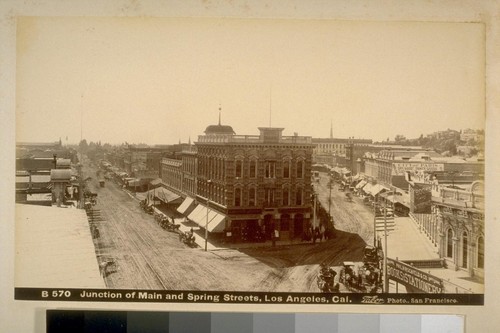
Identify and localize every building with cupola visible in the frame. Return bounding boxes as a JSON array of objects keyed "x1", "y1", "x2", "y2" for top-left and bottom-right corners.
[{"x1": 189, "y1": 116, "x2": 315, "y2": 243}]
